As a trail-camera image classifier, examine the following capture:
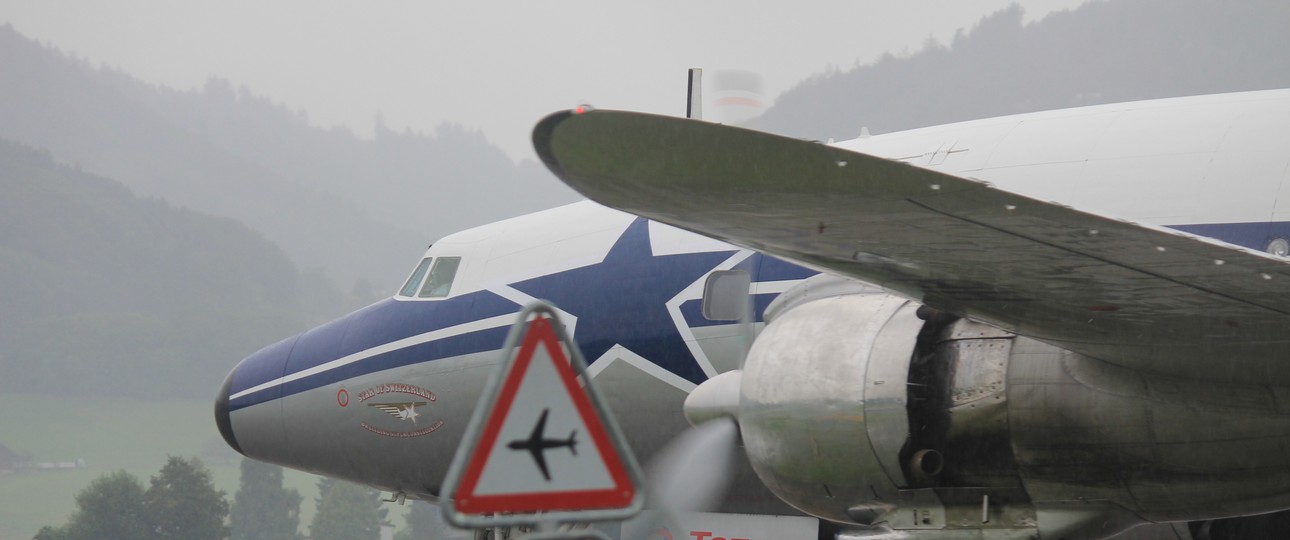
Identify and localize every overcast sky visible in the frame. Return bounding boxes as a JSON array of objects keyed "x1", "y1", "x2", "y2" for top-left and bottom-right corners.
[{"x1": 2, "y1": 1, "x2": 1091, "y2": 161}]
